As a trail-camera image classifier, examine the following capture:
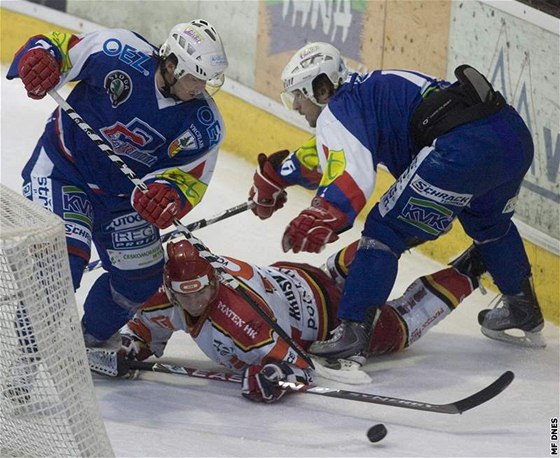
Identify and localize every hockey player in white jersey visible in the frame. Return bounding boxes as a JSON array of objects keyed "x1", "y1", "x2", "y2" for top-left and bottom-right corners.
[
  {"x1": 7, "y1": 20, "x2": 229, "y2": 346},
  {"x1": 115, "y1": 239, "x2": 486, "y2": 403},
  {"x1": 248, "y1": 42, "x2": 544, "y2": 358}
]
